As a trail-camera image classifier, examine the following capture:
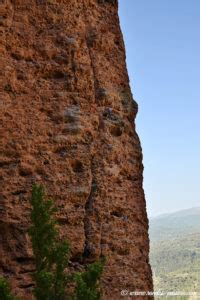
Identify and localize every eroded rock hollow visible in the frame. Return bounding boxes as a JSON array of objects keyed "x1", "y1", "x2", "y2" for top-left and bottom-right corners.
[{"x1": 0, "y1": 0, "x2": 153, "y2": 299}]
